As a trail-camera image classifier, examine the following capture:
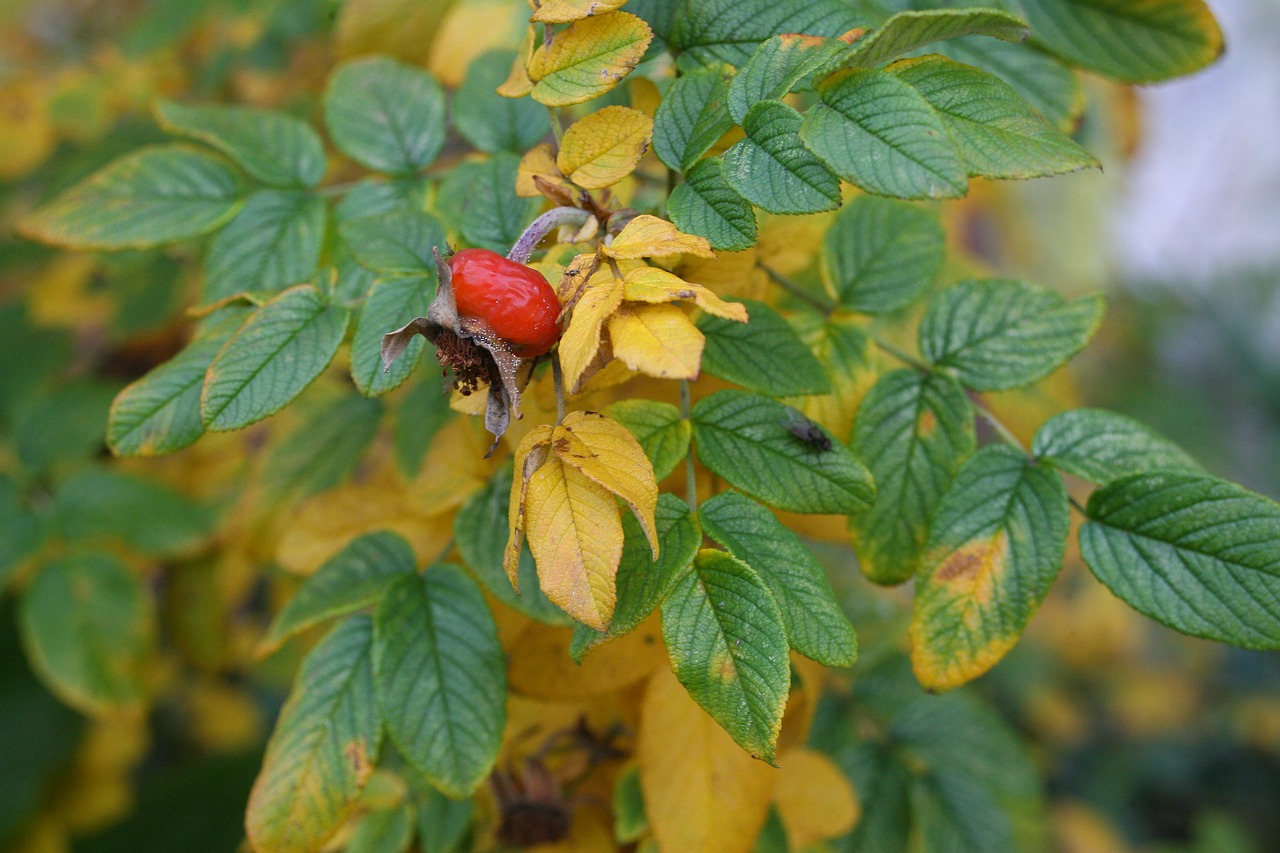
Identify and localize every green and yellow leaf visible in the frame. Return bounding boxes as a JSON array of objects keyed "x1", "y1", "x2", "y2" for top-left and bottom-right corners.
[
  {"x1": 557, "y1": 105, "x2": 653, "y2": 189},
  {"x1": 527, "y1": 11, "x2": 653, "y2": 106}
]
